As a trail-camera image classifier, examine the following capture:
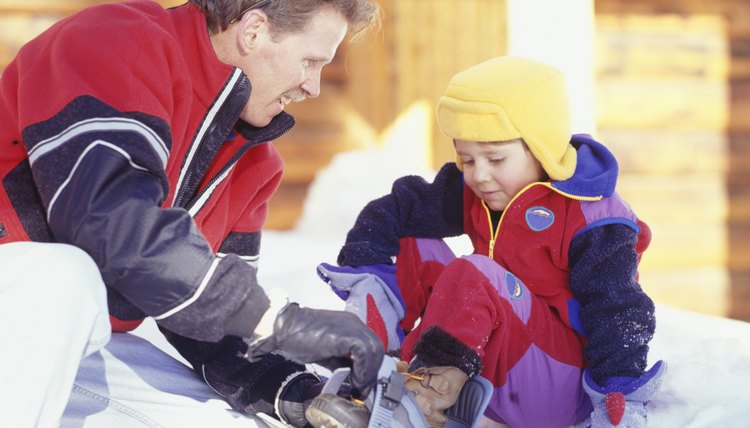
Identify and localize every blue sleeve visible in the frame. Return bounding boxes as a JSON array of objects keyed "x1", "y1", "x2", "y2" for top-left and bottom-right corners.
[
  {"x1": 568, "y1": 223, "x2": 656, "y2": 385},
  {"x1": 337, "y1": 162, "x2": 465, "y2": 266},
  {"x1": 23, "y1": 96, "x2": 267, "y2": 342}
]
